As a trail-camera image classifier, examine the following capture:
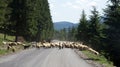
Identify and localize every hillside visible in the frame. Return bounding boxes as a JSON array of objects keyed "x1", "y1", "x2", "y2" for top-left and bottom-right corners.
[{"x1": 54, "y1": 21, "x2": 78, "y2": 30}]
